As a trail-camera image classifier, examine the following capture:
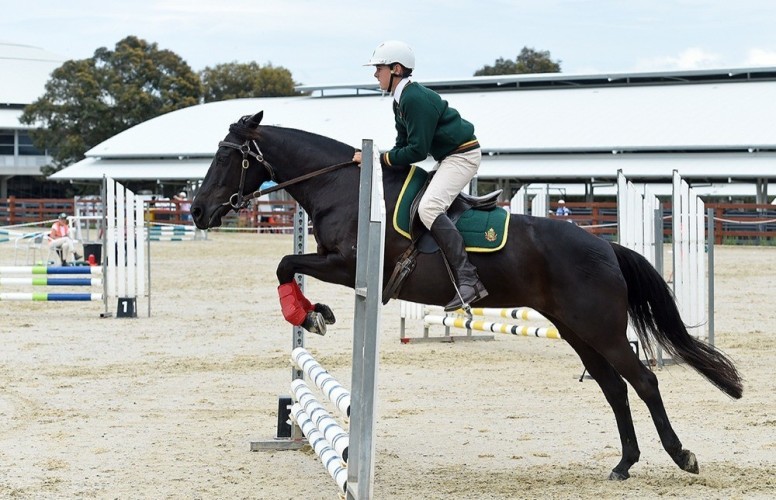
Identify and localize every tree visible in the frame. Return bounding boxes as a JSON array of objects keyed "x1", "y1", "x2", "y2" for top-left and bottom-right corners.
[
  {"x1": 20, "y1": 36, "x2": 202, "y2": 173},
  {"x1": 474, "y1": 47, "x2": 562, "y2": 76},
  {"x1": 200, "y1": 62, "x2": 297, "y2": 102}
]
